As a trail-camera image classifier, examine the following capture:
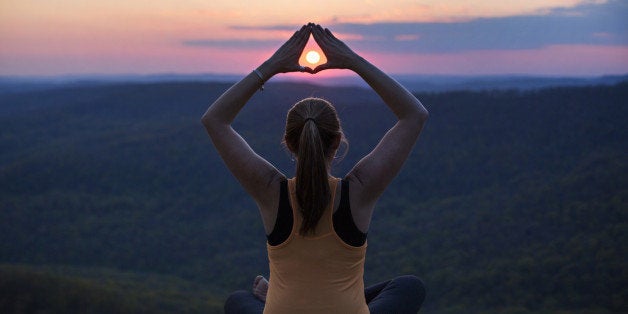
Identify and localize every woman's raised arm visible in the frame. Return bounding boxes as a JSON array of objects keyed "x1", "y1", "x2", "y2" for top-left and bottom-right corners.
[
  {"x1": 312, "y1": 24, "x2": 429, "y2": 218},
  {"x1": 201, "y1": 25, "x2": 312, "y2": 214}
]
